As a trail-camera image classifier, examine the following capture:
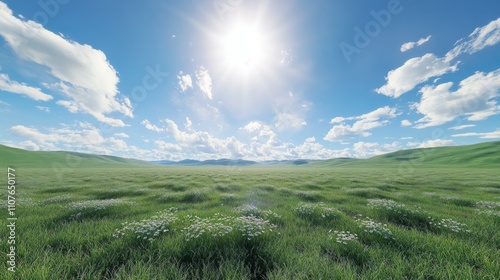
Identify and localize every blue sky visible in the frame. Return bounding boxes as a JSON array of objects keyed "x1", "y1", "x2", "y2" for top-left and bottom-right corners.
[{"x1": 1, "y1": 0, "x2": 500, "y2": 161}]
